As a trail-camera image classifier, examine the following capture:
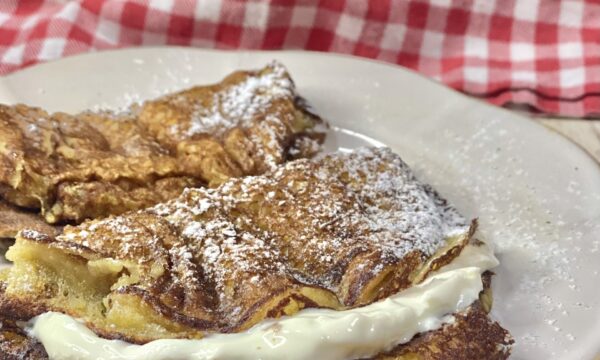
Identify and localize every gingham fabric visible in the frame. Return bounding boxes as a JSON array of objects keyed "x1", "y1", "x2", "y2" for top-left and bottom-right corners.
[{"x1": 0, "y1": 0, "x2": 599, "y2": 117}]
